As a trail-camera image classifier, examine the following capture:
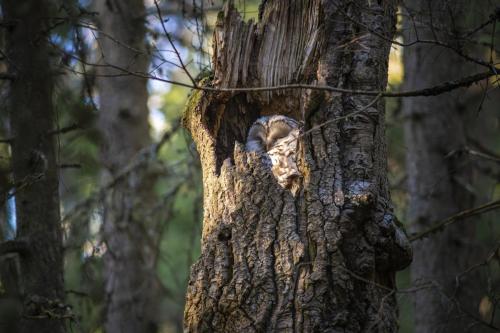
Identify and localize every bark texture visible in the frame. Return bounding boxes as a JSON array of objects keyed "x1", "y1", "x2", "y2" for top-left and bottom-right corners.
[
  {"x1": 184, "y1": 1, "x2": 412, "y2": 332},
  {"x1": 95, "y1": 1, "x2": 161, "y2": 332},
  {"x1": 1, "y1": 1, "x2": 65, "y2": 332},
  {"x1": 402, "y1": 1, "x2": 487, "y2": 332}
]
